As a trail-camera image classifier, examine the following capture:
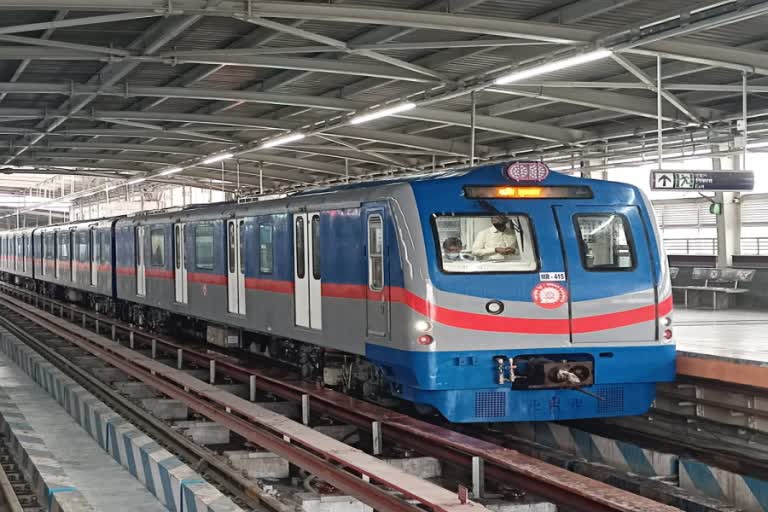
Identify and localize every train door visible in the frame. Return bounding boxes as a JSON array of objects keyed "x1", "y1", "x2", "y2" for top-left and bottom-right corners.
[
  {"x1": 226, "y1": 219, "x2": 246, "y2": 315},
  {"x1": 136, "y1": 226, "x2": 146, "y2": 296},
  {"x1": 293, "y1": 213, "x2": 322, "y2": 329},
  {"x1": 90, "y1": 228, "x2": 98, "y2": 286},
  {"x1": 13, "y1": 236, "x2": 19, "y2": 271},
  {"x1": 554, "y1": 205, "x2": 657, "y2": 343},
  {"x1": 69, "y1": 230, "x2": 76, "y2": 282},
  {"x1": 174, "y1": 223, "x2": 188, "y2": 303},
  {"x1": 365, "y1": 212, "x2": 389, "y2": 338}
]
